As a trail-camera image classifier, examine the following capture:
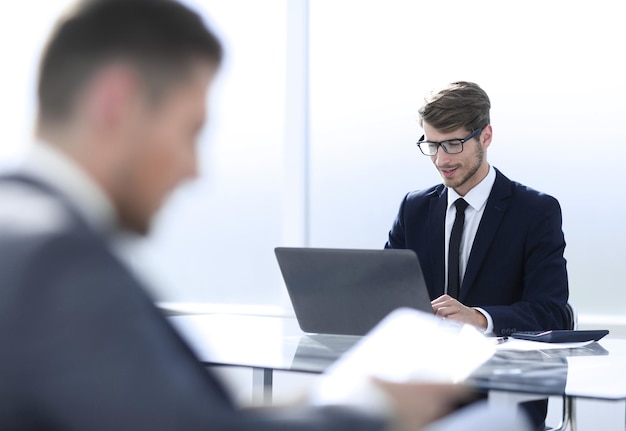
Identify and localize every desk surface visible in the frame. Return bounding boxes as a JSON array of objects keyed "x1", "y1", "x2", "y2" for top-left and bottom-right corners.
[{"x1": 170, "y1": 313, "x2": 626, "y2": 400}]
